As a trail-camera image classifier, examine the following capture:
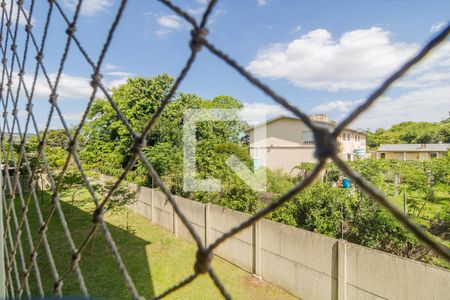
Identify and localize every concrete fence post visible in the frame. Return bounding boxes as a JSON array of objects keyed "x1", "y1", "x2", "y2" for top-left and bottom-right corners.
[
  {"x1": 150, "y1": 188, "x2": 154, "y2": 224},
  {"x1": 252, "y1": 220, "x2": 261, "y2": 279},
  {"x1": 205, "y1": 203, "x2": 210, "y2": 247},
  {"x1": 337, "y1": 239, "x2": 347, "y2": 300},
  {"x1": 173, "y1": 197, "x2": 178, "y2": 237}
]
